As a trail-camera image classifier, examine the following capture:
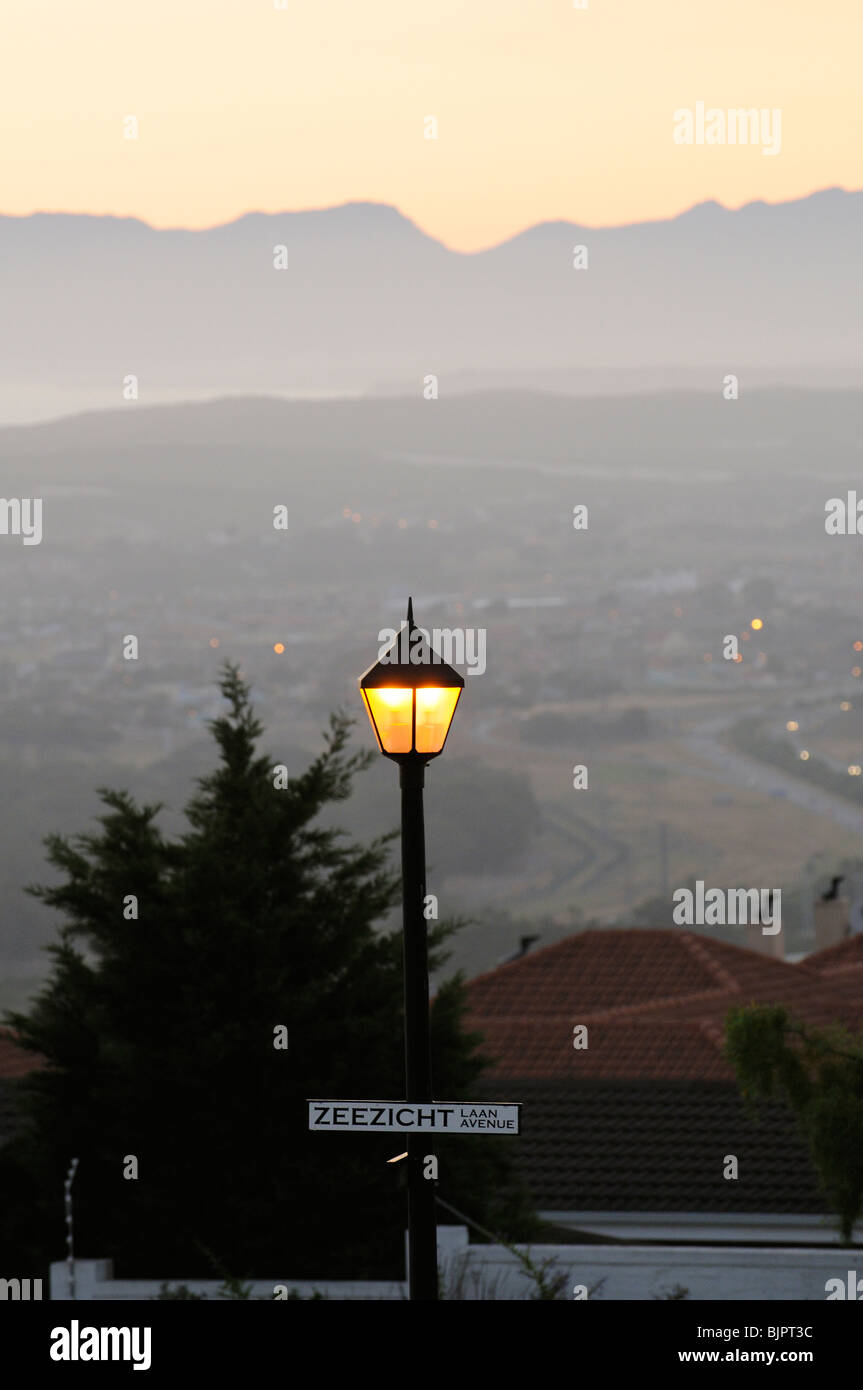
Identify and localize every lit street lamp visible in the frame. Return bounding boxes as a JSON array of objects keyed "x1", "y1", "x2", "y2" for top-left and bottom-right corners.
[{"x1": 358, "y1": 598, "x2": 464, "y2": 1301}]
